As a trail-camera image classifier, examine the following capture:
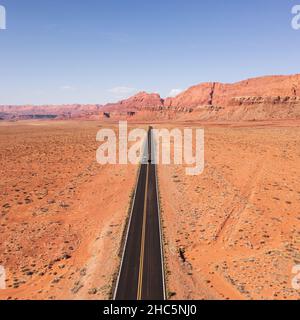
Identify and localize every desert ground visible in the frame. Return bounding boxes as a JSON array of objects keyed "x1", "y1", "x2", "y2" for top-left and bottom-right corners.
[
  {"x1": 0, "y1": 119, "x2": 299, "y2": 300},
  {"x1": 158, "y1": 121, "x2": 300, "y2": 300},
  {"x1": 0, "y1": 121, "x2": 137, "y2": 300}
]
